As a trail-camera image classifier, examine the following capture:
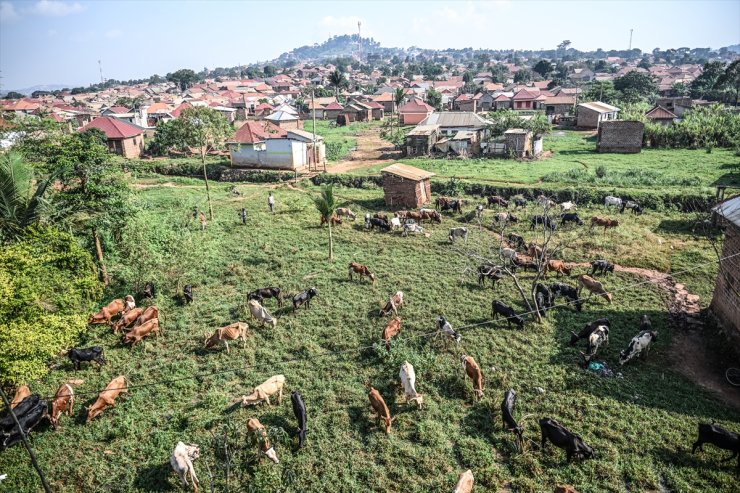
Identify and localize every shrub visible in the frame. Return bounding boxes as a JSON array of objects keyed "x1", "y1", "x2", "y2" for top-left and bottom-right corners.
[{"x1": 595, "y1": 165, "x2": 607, "y2": 178}]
